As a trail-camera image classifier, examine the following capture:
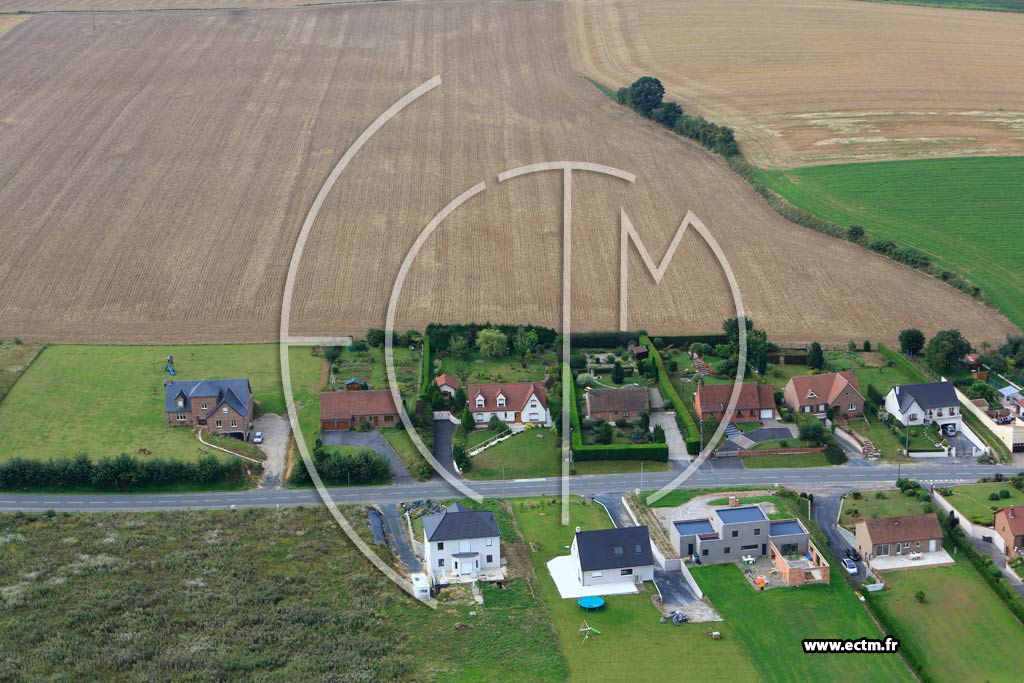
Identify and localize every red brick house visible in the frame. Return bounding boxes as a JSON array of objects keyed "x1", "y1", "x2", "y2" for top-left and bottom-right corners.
[
  {"x1": 585, "y1": 387, "x2": 649, "y2": 421},
  {"x1": 694, "y1": 382, "x2": 777, "y2": 422},
  {"x1": 995, "y1": 506, "x2": 1024, "y2": 560},
  {"x1": 165, "y1": 379, "x2": 253, "y2": 439},
  {"x1": 784, "y1": 371, "x2": 864, "y2": 419},
  {"x1": 321, "y1": 389, "x2": 399, "y2": 431}
]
